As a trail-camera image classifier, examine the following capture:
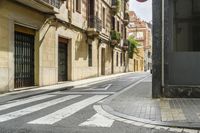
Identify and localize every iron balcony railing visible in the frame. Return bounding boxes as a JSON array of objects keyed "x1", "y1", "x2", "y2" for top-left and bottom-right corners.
[
  {"x1": 88, "y1": 16, "x2": 102, "y2": 32},
  {"x1": 42, "y1": 0, "x2": 61, "y2": 8},
  {"x1": 112, "y1": 0, "x2": 117, "y2": 6}
]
